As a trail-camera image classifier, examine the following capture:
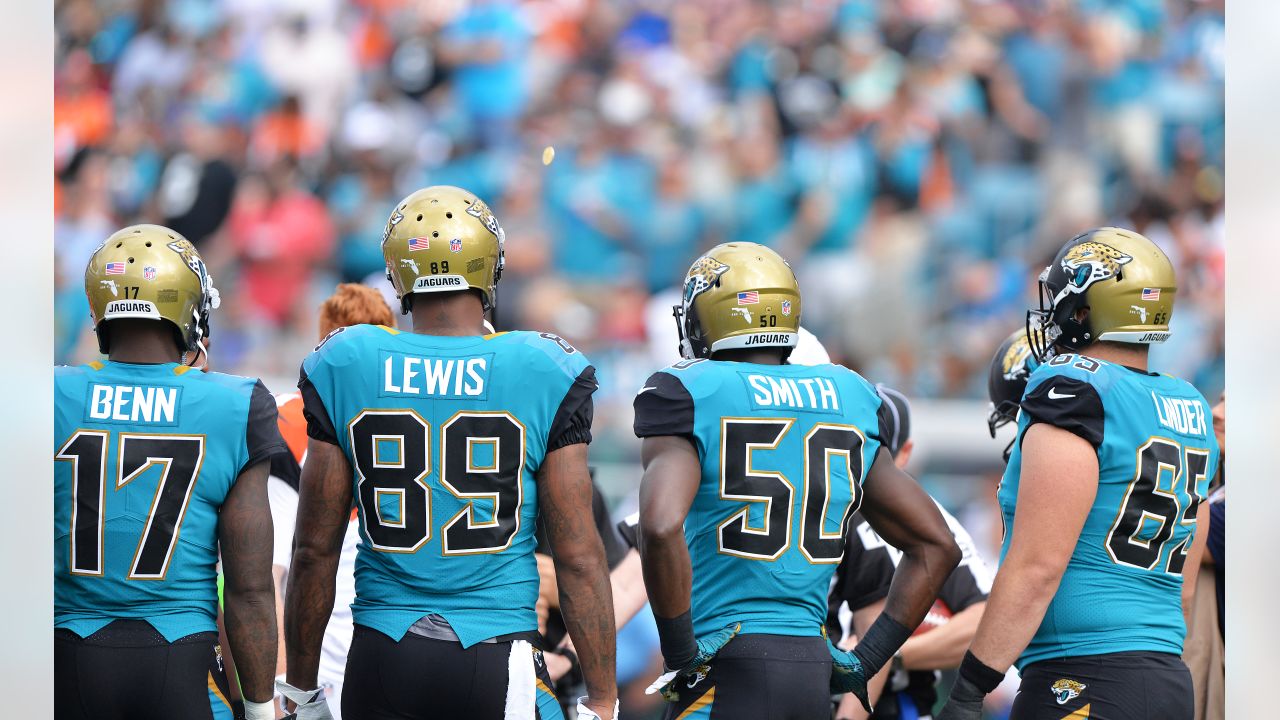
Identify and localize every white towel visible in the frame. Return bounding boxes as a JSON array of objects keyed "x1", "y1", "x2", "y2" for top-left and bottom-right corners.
[{"x1": 504, "y1": 640, "x2": 537, "y2": 720}]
